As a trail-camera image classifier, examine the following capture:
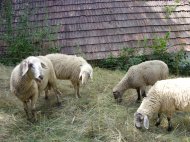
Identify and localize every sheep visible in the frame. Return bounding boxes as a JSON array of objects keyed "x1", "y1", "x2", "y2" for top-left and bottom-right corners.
[
  {"x1": 10, "y1": 56, "x2": 62, "y2": 121},
  {"x1": 134, "y1": 78, "x2": 190, "y2": 131},
  {"x1": 112, "y1": 60, "x2": 169, "y2": 103},
  {"x1": 46, "y1": 53, "x2": 93, "y2": 98}
]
